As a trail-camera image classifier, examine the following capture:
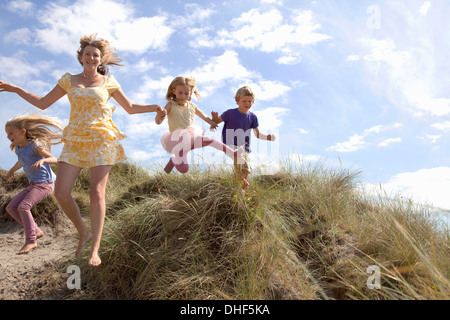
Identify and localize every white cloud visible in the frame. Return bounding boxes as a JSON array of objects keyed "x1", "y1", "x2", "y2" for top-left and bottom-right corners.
[
  {"x1": 419, "y1": 1, "x2": 432, "y2": 15},
  {"x1": 364, "y1": 123, "x2": 403, "y2": 135},
  {"x1": 352, "y1": 14, "x2": 450, "y2": 117},
  {"x1": 327, "y1": 134, "x2": 368, "y2": 153},
  {"x1": 253, "y1": 107, "x2": 289, "y2": 132},
  {"x1": 346, "y1": 55, "x2": 360, "y2": 62},
  {"x1": 4, "y1": 28, "x2": 33, "y2": 45},
  {"x1": 431, "y1": 121, "x2": 450, "y2": 131},
  {"x1": 246, "y1": 80, "x2": 291, "y2": 101},
  {"x1": 7, "y1": 0, "x2": 34, "y2": 16},
  {"x1": 377, "y1": 167, "x2": 450, "y2": 210},
  {"x1": 131, "y1": 50, "x2": 291, "y2": 105},
  {"x1": 297, "y1": 128, "x2": 309, "y2": 134},
  {"x1": 422, "y1": 135, "x2": 440, "y2": 144},
  {"x1": 328, "y1": 123, "x2": 404, "y2": 153},
  {"x1": 32, "y1": 0, "x2": 173, "y2": 56},
  {"x1": 191, "y1": 8, "x2": 330, "y2": 64},
  {"x1": 189, "y1": 50, "x2": 255, "y2": 98},
  {"x1": 0, "y1": 55, "x2": 50, "y2": 84},
  {"x1": 129, "y1": 75, "x2": 173, "y2": 106},
  {"x1": 378, "y1": 137, "x2": 401, "y2": 148},
  {"x1": 260, "y1": 0, "x2": 283, "y2": 4}
]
